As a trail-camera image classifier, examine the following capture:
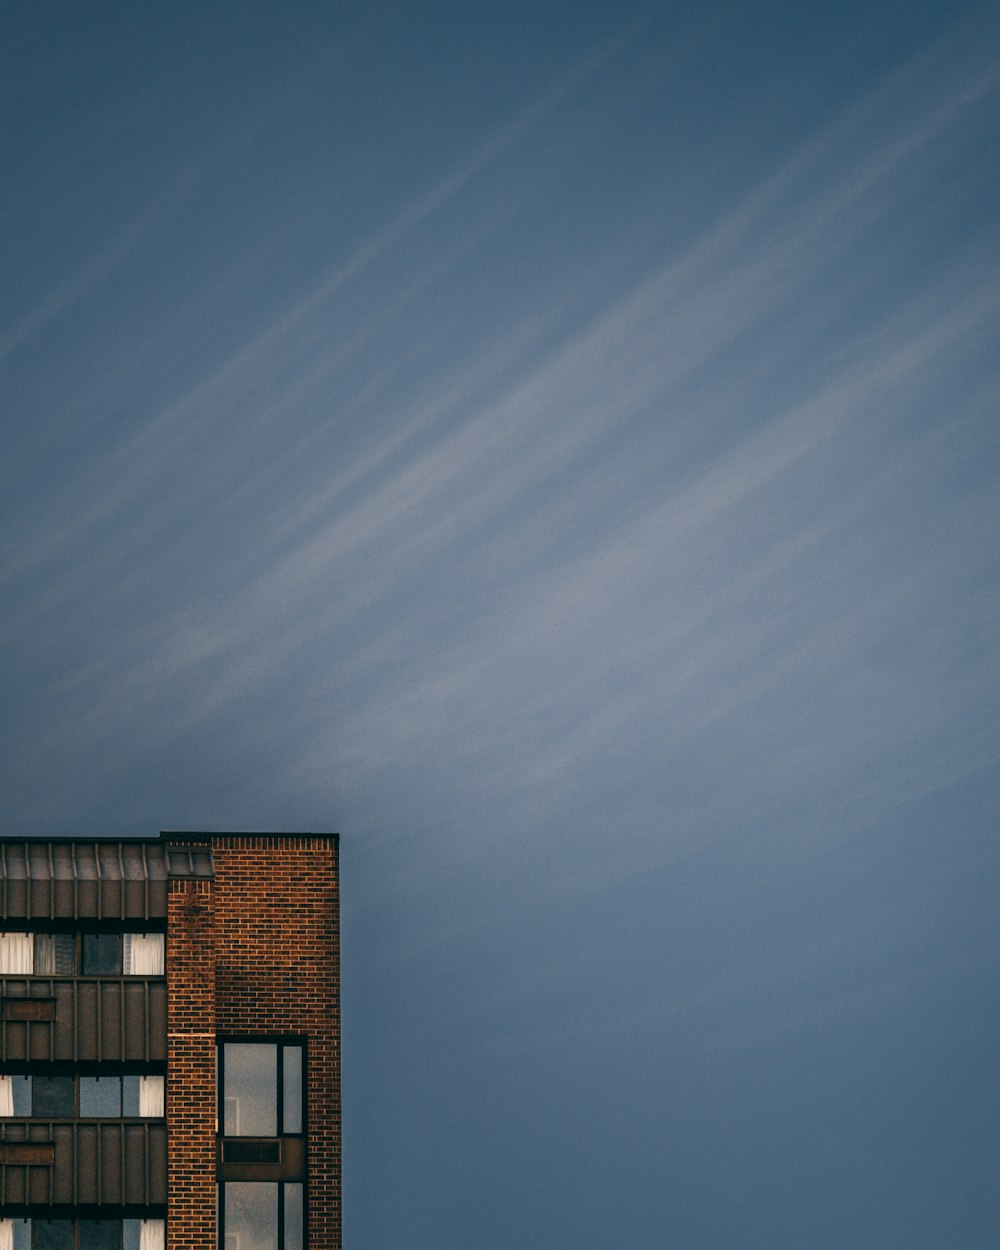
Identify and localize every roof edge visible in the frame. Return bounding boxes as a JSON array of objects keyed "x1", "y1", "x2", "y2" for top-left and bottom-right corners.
[{"x1": 159, "y1": 830, "x2": 339, "y2": 843}]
